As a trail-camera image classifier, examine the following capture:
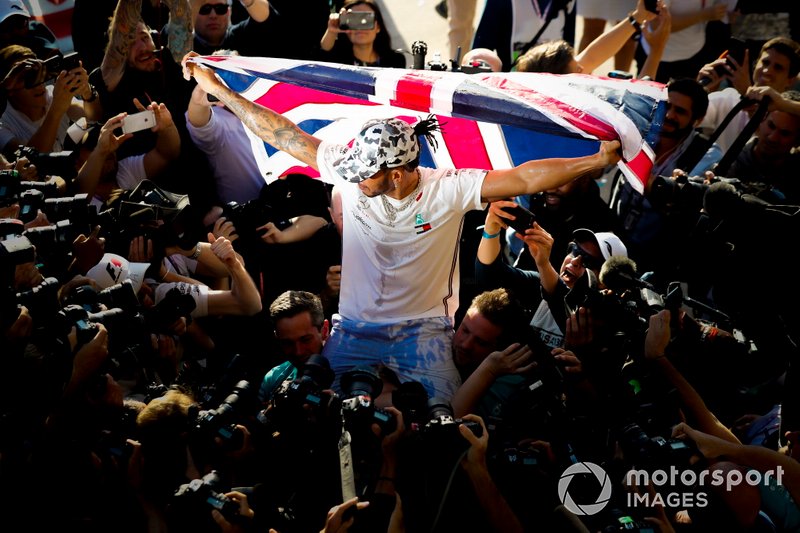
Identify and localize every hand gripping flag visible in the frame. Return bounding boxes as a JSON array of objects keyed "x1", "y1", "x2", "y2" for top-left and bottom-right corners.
[{"x1": 189, "y1": 55, "x2": 666, "y2": 194}]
